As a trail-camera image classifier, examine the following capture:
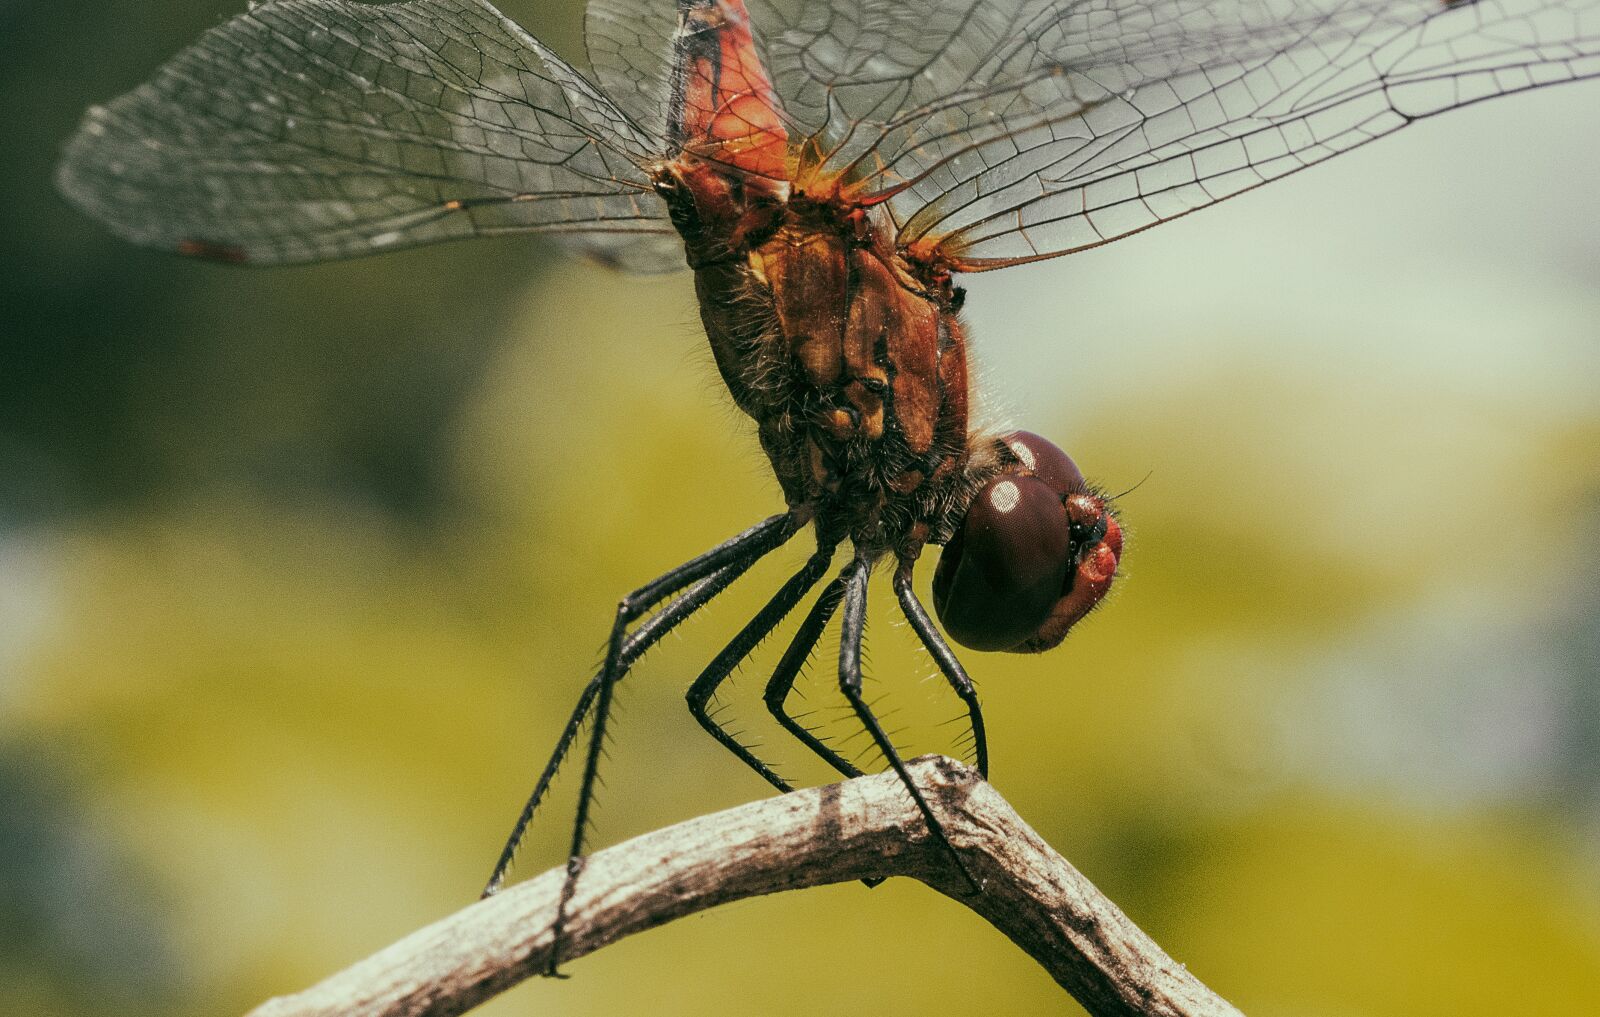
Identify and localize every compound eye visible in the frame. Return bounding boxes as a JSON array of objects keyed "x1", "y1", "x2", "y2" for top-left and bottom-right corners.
[
  {"x1": 933, "y1": 474, "x2": 1074, "y2": 652},
  {"x1": 1017, "y1": 495, "x2": 1122, "y2": 653},
  {"x1": 935, "y1": 435, "x2": 1125, "y2": 654},
  {"x1": 1003, "y1": 431, "x2": 1086, "y2": 495}
]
